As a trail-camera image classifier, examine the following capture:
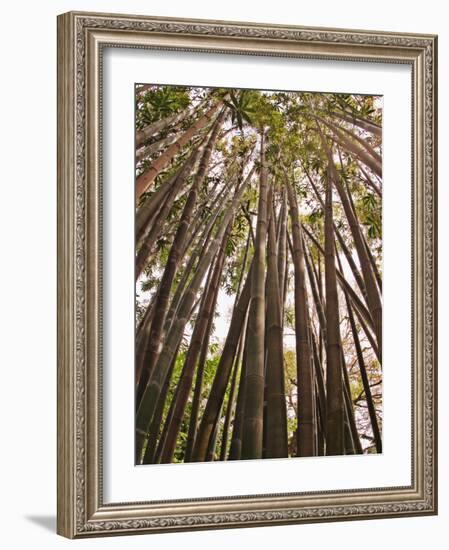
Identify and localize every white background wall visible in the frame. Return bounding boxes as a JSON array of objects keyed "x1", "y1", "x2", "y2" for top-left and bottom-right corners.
[{"x1": 0, "y1": 1, "x2": 446, "y2": 547}]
